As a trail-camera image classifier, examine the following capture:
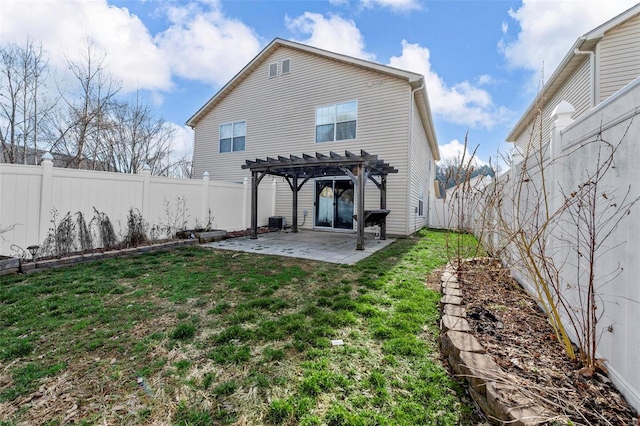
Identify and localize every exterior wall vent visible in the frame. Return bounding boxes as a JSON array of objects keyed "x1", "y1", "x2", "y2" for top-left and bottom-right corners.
[
  {"x1": 268, "y1": 62, "x2": 278, "y2": 78},
  {"x1": 268, "y1": 59, "x2": 291, "y2": 78},
  {"x1": 282, "y1": 58, "x2": 291, "y2": 74}
]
